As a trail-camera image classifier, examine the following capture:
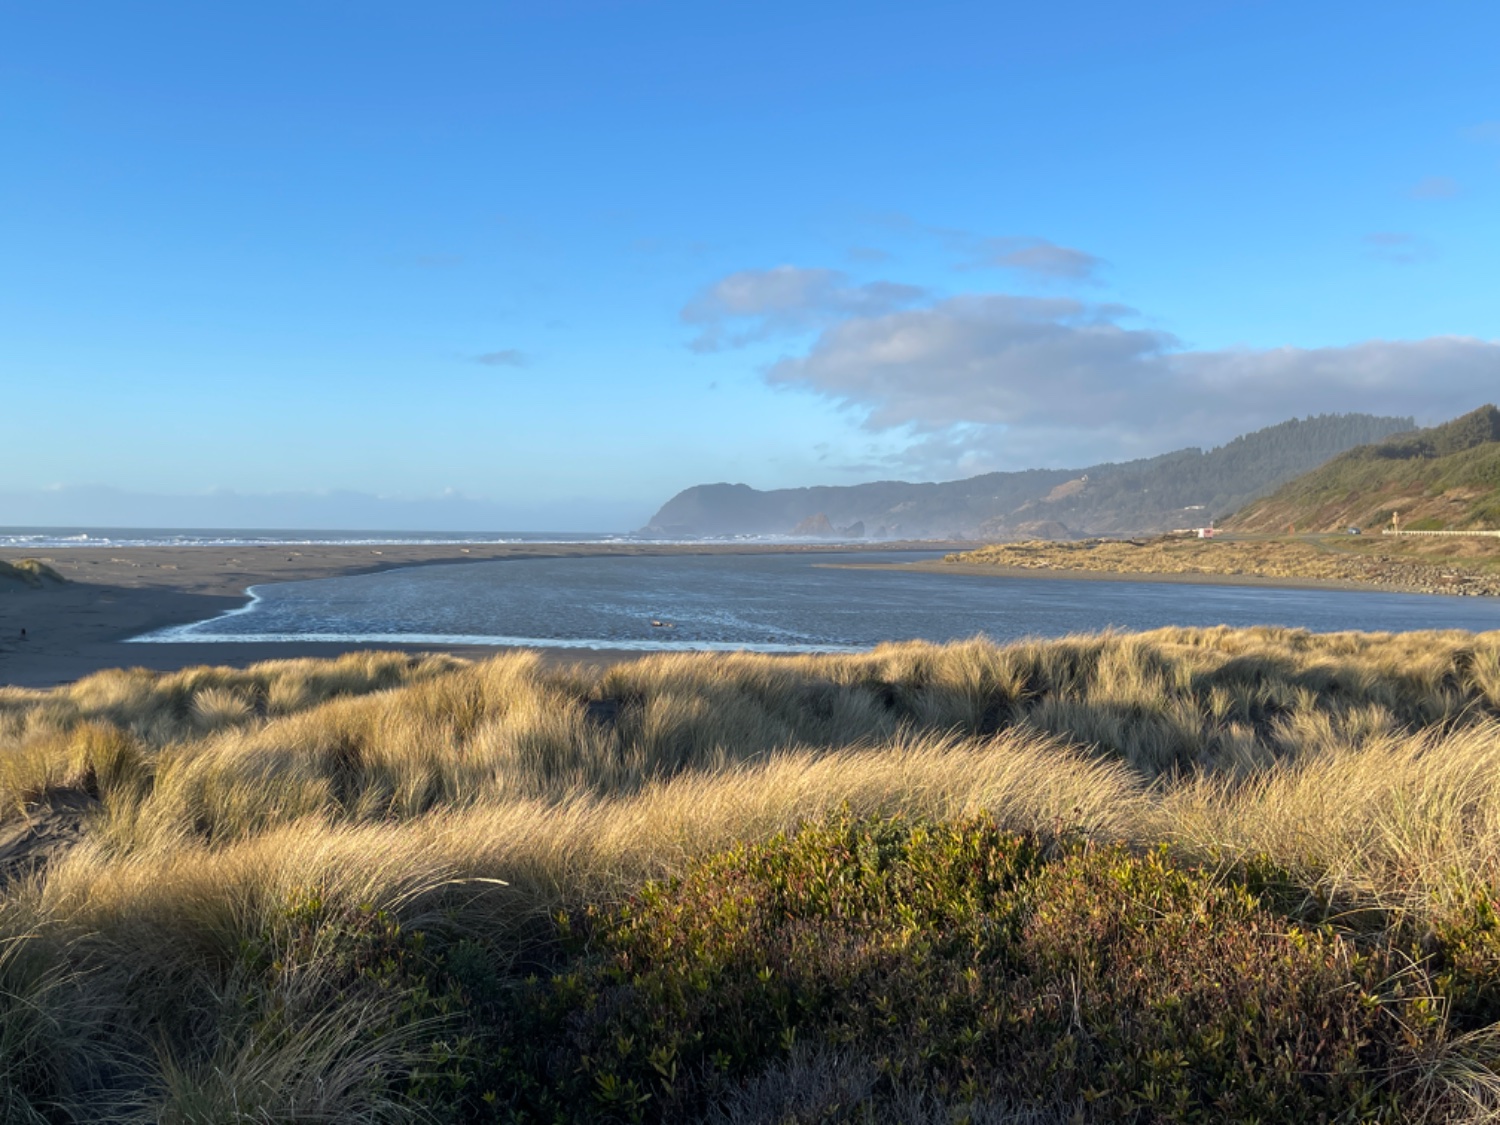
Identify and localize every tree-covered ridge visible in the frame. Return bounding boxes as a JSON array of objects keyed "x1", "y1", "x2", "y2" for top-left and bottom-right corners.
[
  {"x1": 646, "y1": 412, "x2": 1415, "y2": 538},
  {"x1": 1226, "y1": 405, "x2": 1500, "y2": 533},
  {"x1": 1026, "y1": 412, "x2": 1419, "y2": 535},
  {"x1": 1352, "y1": 403, "x2": 1500, "y2": 461}
]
